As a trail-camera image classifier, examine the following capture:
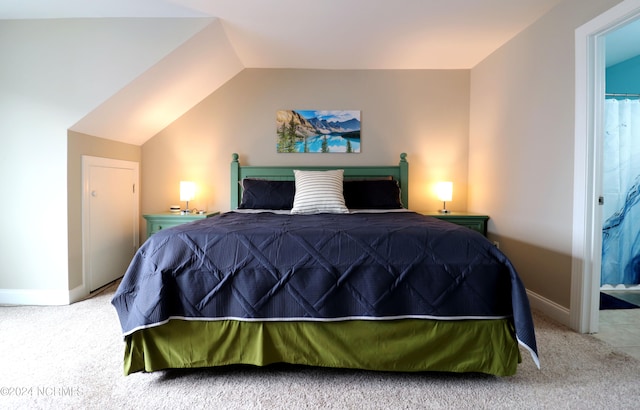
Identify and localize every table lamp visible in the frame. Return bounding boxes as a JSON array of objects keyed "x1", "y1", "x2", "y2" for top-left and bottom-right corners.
[
  {"x1": 435, "y1": 181, "x2": 452, "y2": 214},
  {"x1": 180, "y1": 181, "x2": 196, "y2": 213}
]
